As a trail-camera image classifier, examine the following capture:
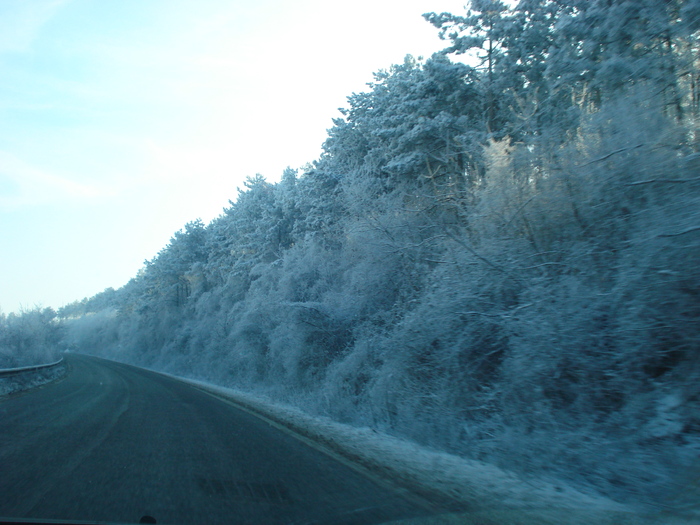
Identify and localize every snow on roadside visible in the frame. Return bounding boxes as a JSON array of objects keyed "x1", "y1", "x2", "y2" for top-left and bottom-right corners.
[
  {"x1": 162, "y1": 373, "x2": 695, "y2": 525},
  {"x1": 0, "y1": 364, "x2": 67, "y2": 397}
]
